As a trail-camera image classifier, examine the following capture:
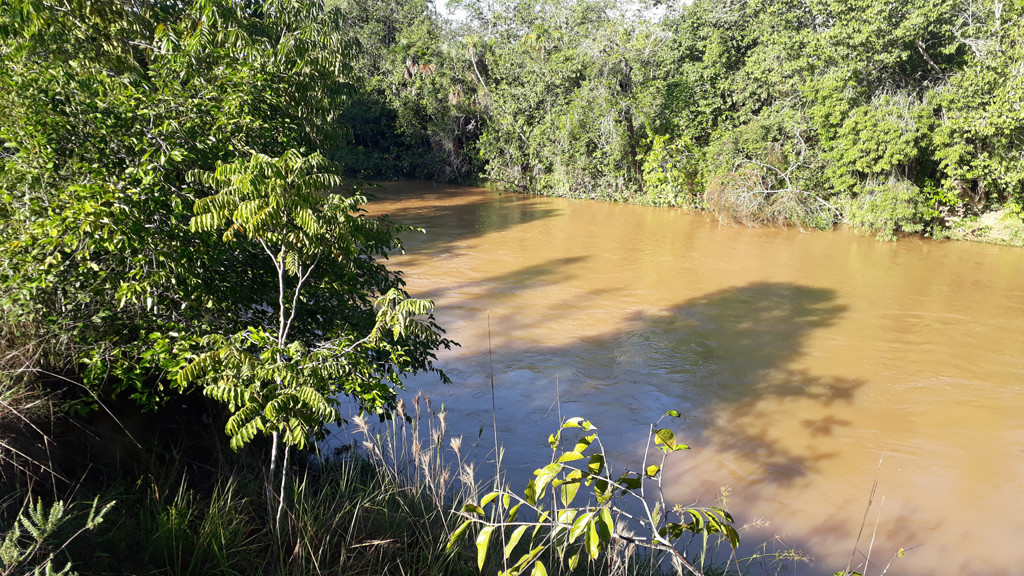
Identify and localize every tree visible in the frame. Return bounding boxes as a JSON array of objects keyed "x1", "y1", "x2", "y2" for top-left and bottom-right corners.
[
  {"x1": 0, "y1": 0, "x2": 440, "y2": 408},
  {"x1": 178, "y1": 150, "x2": 450, "y2": 532}
]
